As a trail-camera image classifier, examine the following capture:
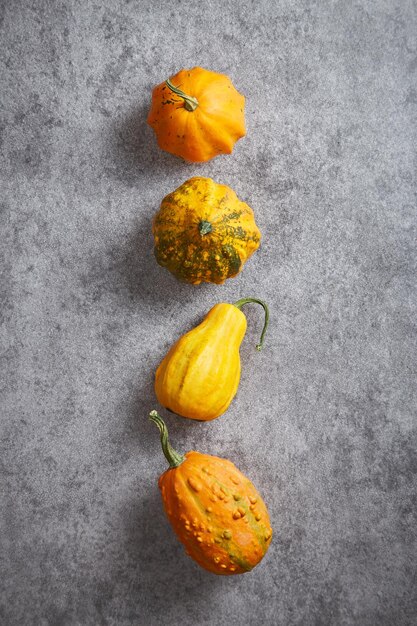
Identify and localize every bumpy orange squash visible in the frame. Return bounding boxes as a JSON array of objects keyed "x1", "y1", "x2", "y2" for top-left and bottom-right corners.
[
  {"x1": 147, "y1": 67, "x2": 246, "y2": 162},
  {"x1": 153, "y1": 177, "x2": 261, "y2": 285},
  {"x1": 155, "y1": 298, "x2": 269, "y2": 421},
  {"x1": 150, "y1": 411, "x2": 273, "y2": 575}
]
